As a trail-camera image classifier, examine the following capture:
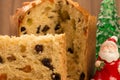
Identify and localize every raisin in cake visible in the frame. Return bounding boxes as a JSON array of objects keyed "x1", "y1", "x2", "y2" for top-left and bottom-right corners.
[
  {"x1": 0, "y1": 34, "x2": 66, "y2": 80},
  {"x1": 12, "y1": 0, "x2": 97, "y2": 80}
]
